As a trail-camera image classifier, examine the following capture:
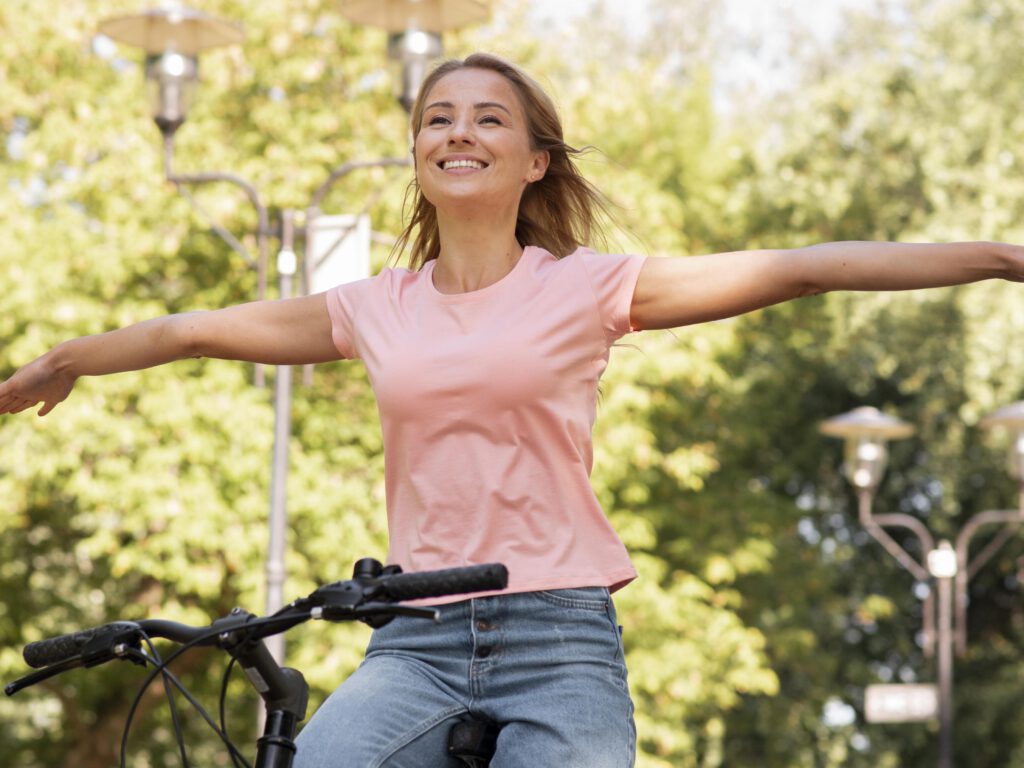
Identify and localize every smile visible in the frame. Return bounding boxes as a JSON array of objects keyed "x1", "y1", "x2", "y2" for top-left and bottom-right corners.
[{"x1": 441, "y1": 159, "x2": 487, "y2": 170}]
